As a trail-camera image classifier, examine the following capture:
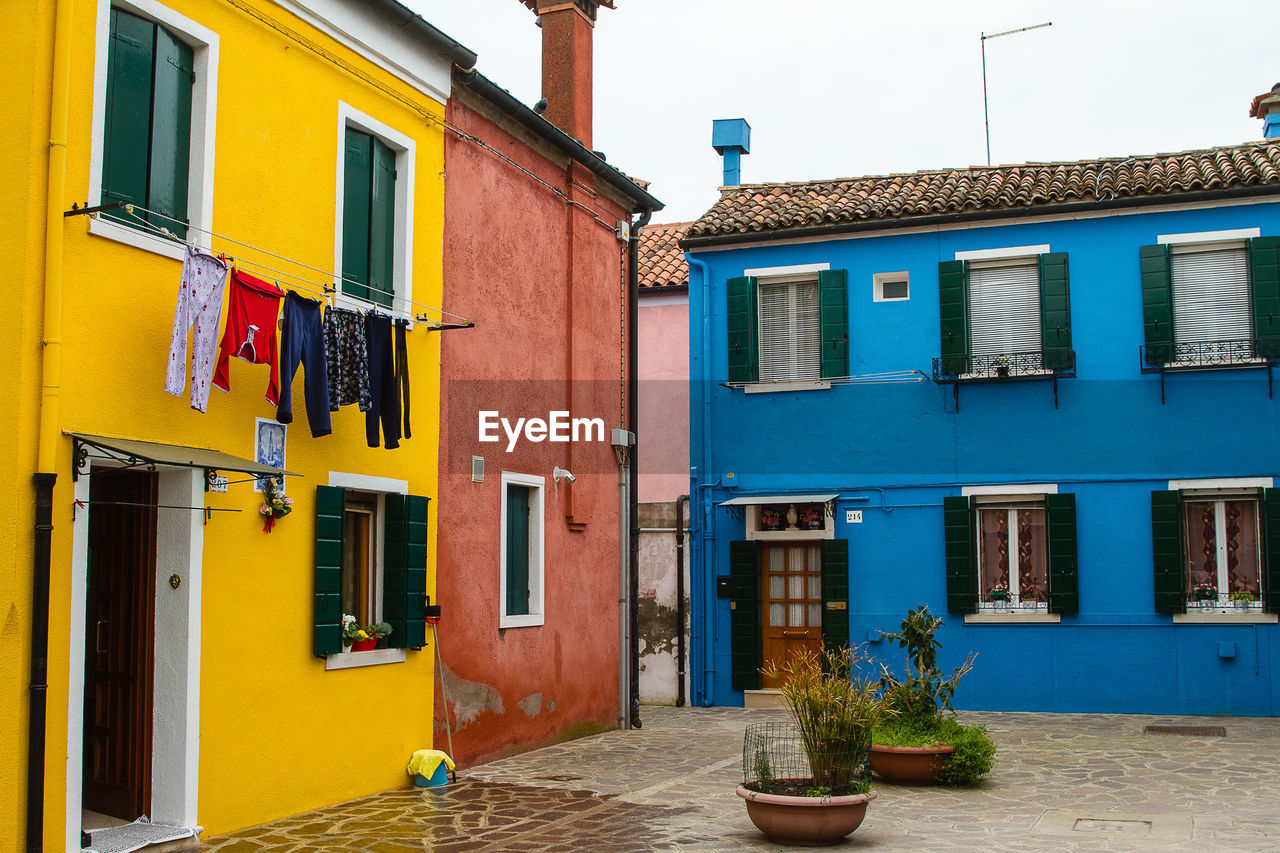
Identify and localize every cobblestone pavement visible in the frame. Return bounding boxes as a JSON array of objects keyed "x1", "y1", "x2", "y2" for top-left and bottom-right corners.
[{"x1": 200, "y1": 705, "x2": 1280, "y2": 852}]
